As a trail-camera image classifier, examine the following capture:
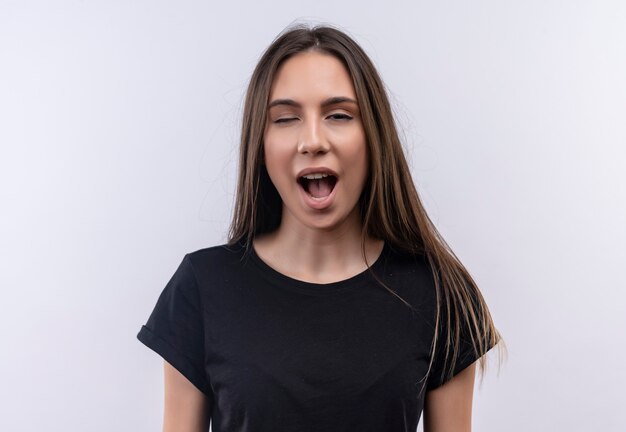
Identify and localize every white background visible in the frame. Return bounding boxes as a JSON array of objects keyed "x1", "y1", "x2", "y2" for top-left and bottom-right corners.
[{"x1": 1, "y1": 1, "x2": 625, "y2": 431}]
